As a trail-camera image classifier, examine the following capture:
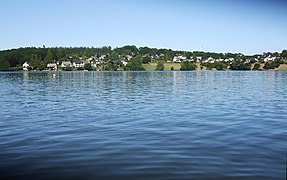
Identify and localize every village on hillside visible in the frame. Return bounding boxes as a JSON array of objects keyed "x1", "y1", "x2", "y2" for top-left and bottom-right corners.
[{"x1": 1, "y1": 46, "x2": 286, "y2": 71}]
